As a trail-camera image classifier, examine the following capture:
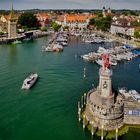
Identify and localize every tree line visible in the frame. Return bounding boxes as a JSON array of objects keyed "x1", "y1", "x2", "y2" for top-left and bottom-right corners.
[{"x1": 88, "y1": 16, "x2": 112, "y2": 31}]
